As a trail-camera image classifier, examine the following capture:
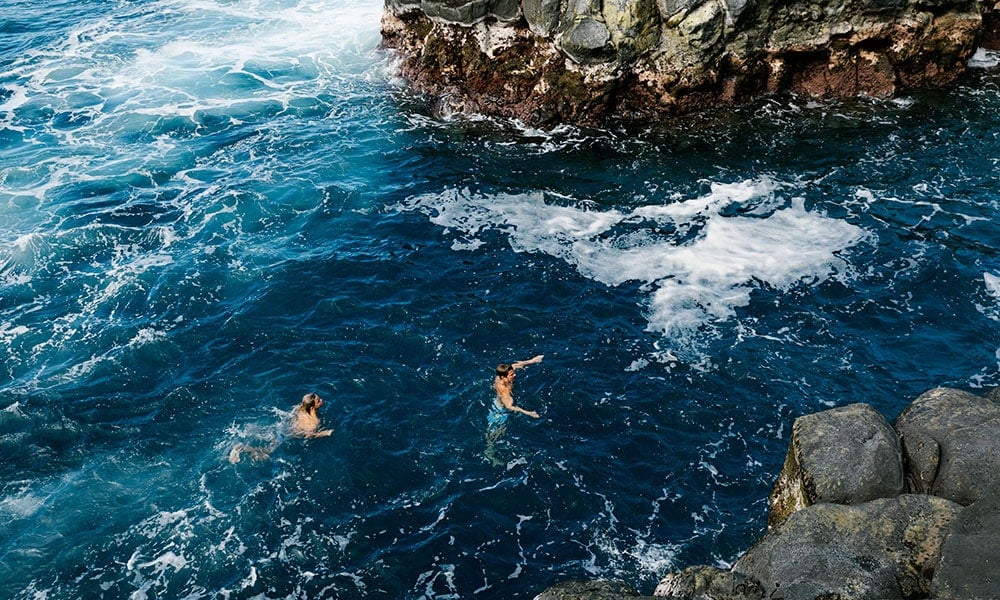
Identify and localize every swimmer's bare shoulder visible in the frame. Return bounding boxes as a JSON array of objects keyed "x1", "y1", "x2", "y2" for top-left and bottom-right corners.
[{"x1": 290, "y1": 392, "x2": 333, "y2": 438}]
